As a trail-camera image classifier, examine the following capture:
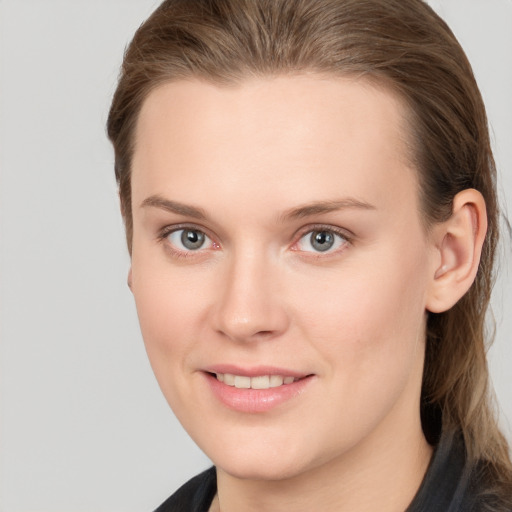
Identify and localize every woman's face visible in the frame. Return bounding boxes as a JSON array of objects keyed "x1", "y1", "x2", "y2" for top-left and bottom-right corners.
[{"x1": 130, "y1": 76, "x2": 438, "y2": 480}]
